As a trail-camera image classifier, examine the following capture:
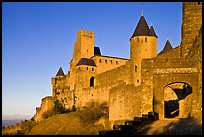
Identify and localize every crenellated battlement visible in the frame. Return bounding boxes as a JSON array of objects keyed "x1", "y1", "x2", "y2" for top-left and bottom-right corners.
[
  {"x1": 77, "y1": 29, "x2": 94, "y2": 38},
  {"x1": 41, "y1": 96, "x2": 53, "y2": 102}
]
